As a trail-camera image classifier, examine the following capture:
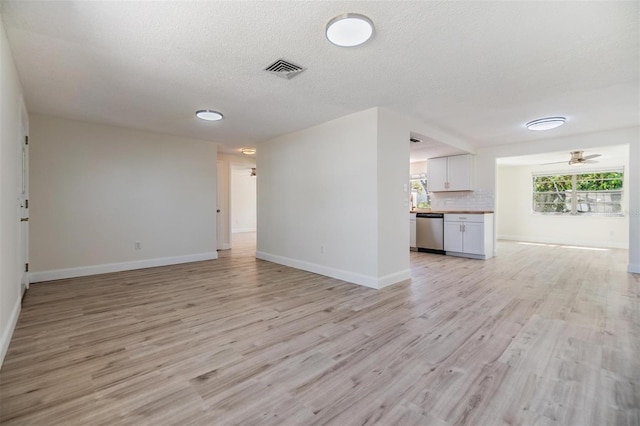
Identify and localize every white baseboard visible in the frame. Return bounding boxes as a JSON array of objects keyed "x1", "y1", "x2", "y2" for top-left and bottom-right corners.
[
  {"x1": 255, "y1": 251, "x2": 409, "y2": 289},
  {"x1": 629, "y1": 263, "x2": 640, "y2": 274},
  {"x1": 218, "y1": 243, "x2": 231, "y2": 250},
  {"x1": 497, "y1": 234, "x2": 628, "y2": 249},
  {"x1": 0, "y1": 295, "x2": 21, "y2": 368},
  {"x1": 232, "y1": 228, "x2": 256, "y2": 233},
  {"x1": 29, "y1": 252, "x2": 219, "y2": 283},
  {"x1": 377, "y1": 269, "x2": 412, "y2": 289}
]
